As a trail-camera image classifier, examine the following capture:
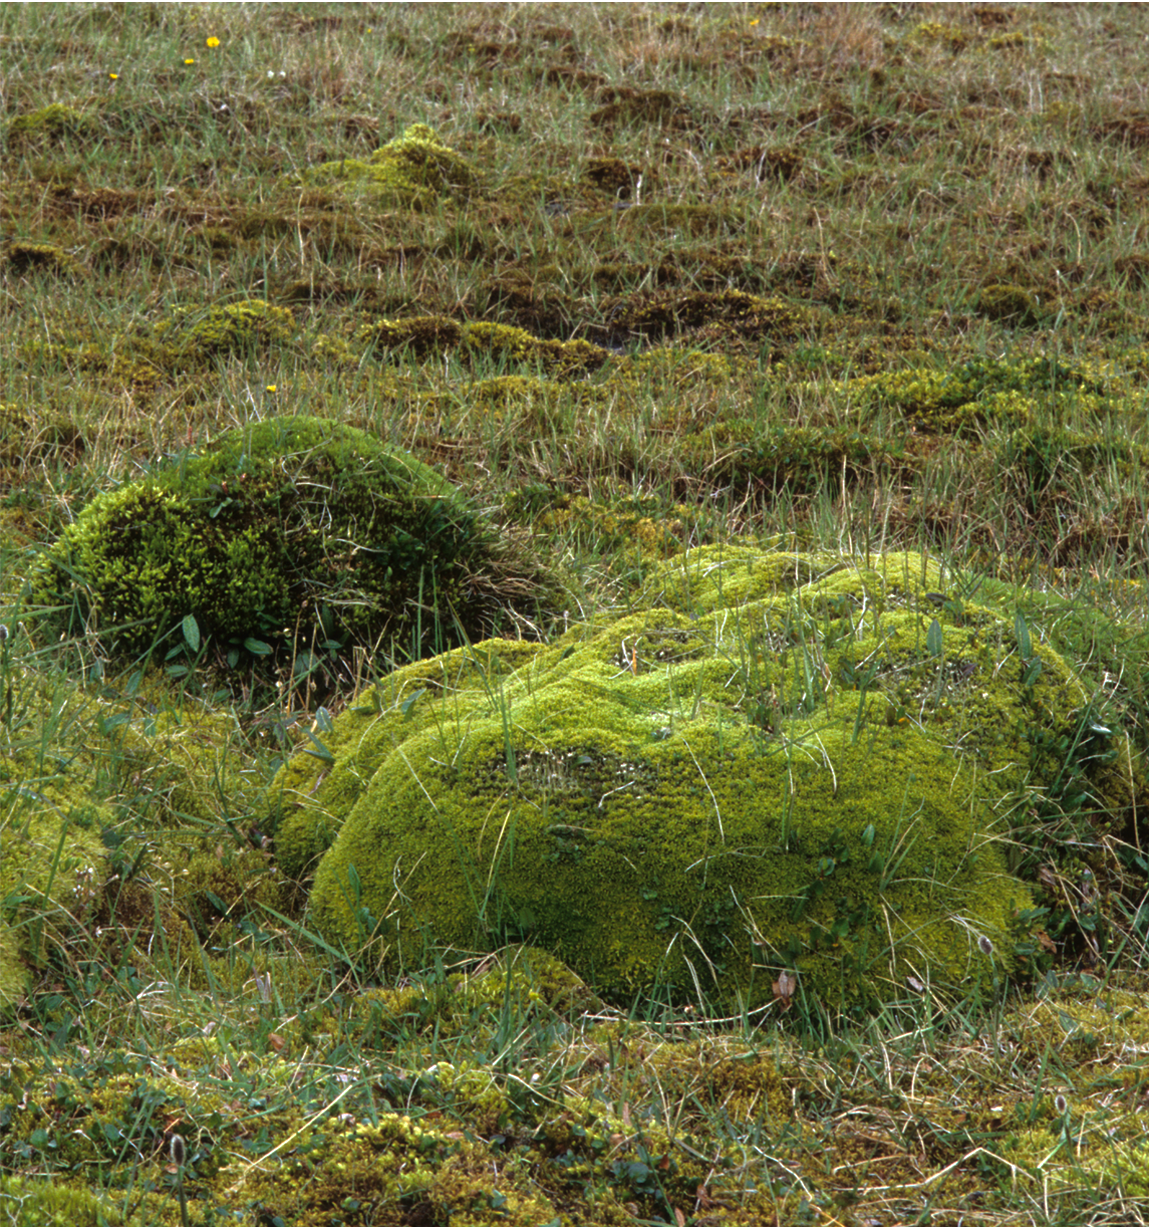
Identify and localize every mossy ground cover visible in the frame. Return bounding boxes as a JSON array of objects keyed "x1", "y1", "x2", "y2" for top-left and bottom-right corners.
[{"x1": 5, "y1": 4, "x2": 1149, "y2": 1224}]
